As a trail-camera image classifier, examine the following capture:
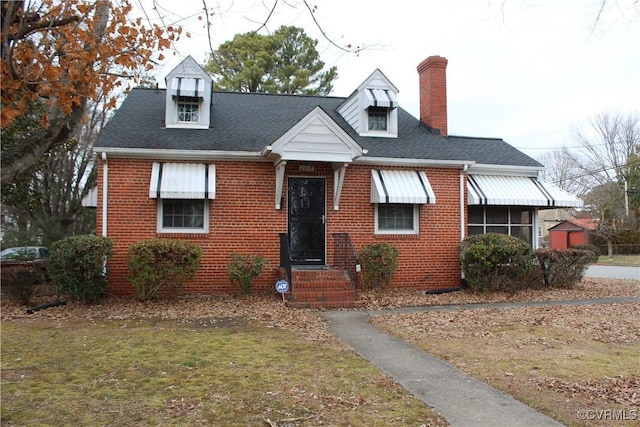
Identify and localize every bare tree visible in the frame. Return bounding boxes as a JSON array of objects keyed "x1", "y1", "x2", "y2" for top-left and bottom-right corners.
[
  {"x1": 568, "y1": 111, "x2": 639, "y2": 214},
  {"x1": 538, "y1": 150, "x2": 589, "y2": 196}
]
